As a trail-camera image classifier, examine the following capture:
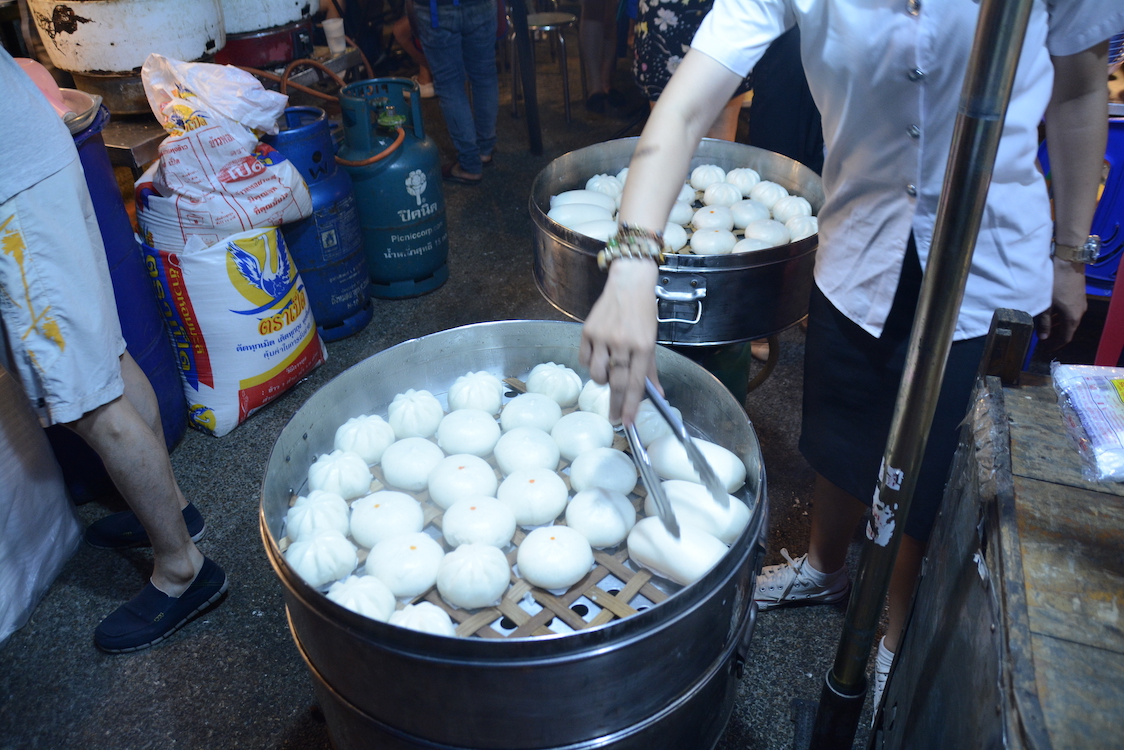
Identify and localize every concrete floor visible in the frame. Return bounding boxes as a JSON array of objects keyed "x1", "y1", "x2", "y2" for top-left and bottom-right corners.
[{"x1": 0, "y1": 36, "x2": 888, "y2": 750}]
